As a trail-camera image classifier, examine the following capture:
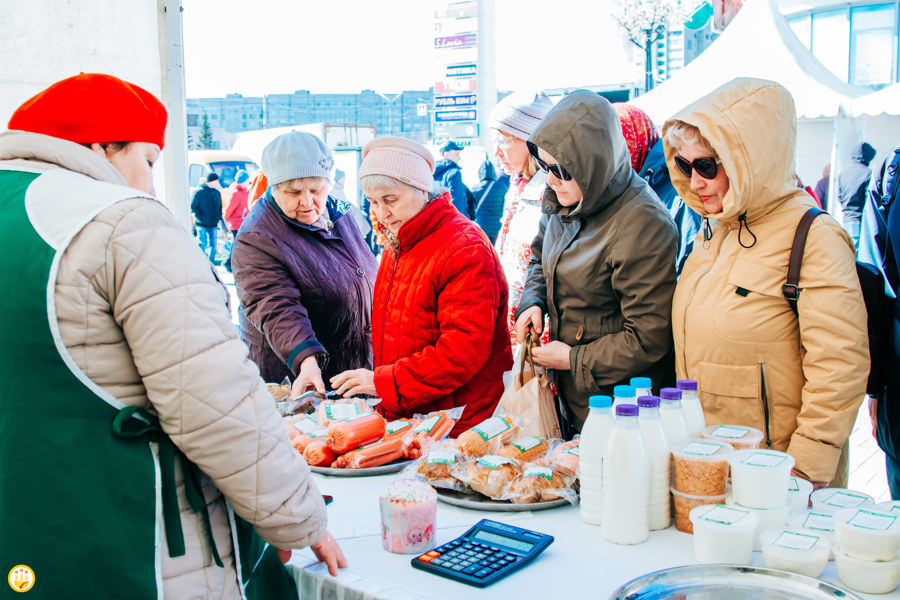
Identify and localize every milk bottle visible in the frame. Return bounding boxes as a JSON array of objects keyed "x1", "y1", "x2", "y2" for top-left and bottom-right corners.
[
  {"x1": 630, "y1": 377, "x2": 652, "y2": 398},
  {"x1": 638, "y1": 396, "x2": 671, "y2": 531},
  {"x1": 677, "y1": 379, "x2": 706, "y2": 437},
  {"x1": 612, "y1": 385, "x2": 636, "y2": 411},
  {"x1": 659, "y1": 387, "x2": 691, "y2": 446},
  {"x1": 579, "y1": 395, "x2": 615, "y2": 526},
  {"x1": 601, "y1": 404, "x2": 650, "y2": 544}
]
